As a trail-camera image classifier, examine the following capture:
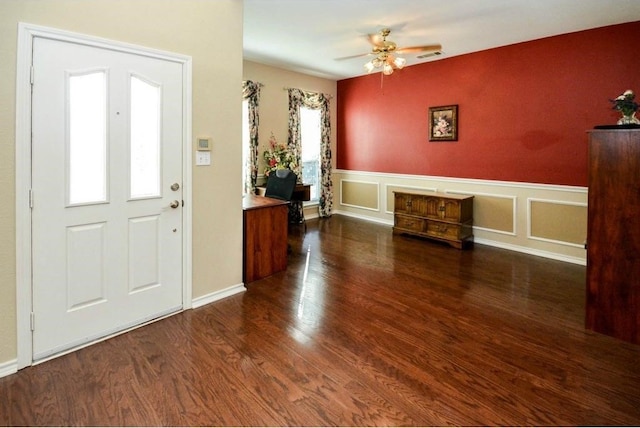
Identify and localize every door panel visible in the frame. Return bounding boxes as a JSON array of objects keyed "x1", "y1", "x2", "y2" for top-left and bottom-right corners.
[
  {"x1": 129, "y1": 215, "x2": 161, "y2": 293},
  {"x1": 66, "y1": 222, "x2": 108, "y2": 311},
  {"x1": 31, "y1": 37, "x2": 183, "y2": 361}
]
